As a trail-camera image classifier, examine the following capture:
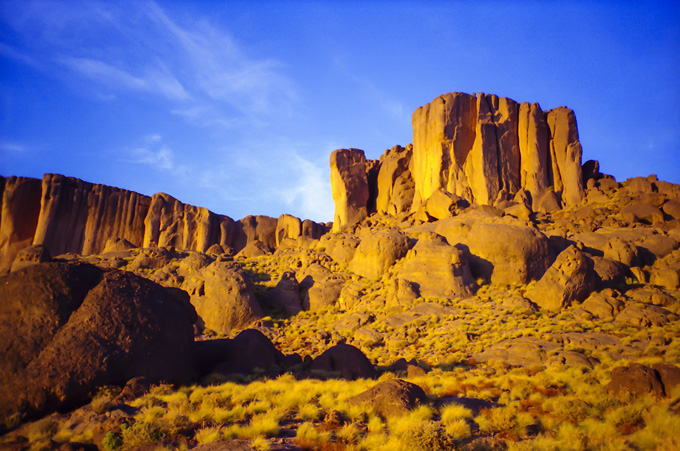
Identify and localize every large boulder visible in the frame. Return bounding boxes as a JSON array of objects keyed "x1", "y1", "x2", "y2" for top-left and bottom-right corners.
[
  {"x1": 621, "y1": 202, "x2": 664, "y2": 225},
  {"x1": 194, "y1": 329, "x2": 287, "y2": 377},
  {"x1": 607, "y1": 363, "x2": 666, "y2": 398},
  {"x1": 310, "y1": 343, "x2": 377, "y2": 380},
  {"x1": 303, "y1": 273, "x2": 349, "y2": 311},
  {"x1": 604, "y1": 236, "x2": 639, "y2": 267},
  {"x1": 264, "y1": 270, "x2": 302, "y2": 315},
  {"x1": 436, "y1": 220, "x2": 555, "y2": 284},
  {"x1": 321, "y1": 232, "x2": 361, "y2": 267},
  {"x1": 330, "y1": 148, "x2": 370, "y2": 232},
  {"x1": 393, "y1": 232, "x2": 476, "y2": 299},
  {"x1": 527, "y1": 246, "x2": 597, "y2": 311},
  {"x1": 348, "y1": 379, "x2": 427, "y2": 417},
  {"x1": 186, "y1": 260, "x2": 263, "y2": 334},
  {"x1": 0, "y1": 263, "x2": 196, "y2": 418},
  {"x1": 348, "y1": 228, "x2": 410, "y2": 279}
]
